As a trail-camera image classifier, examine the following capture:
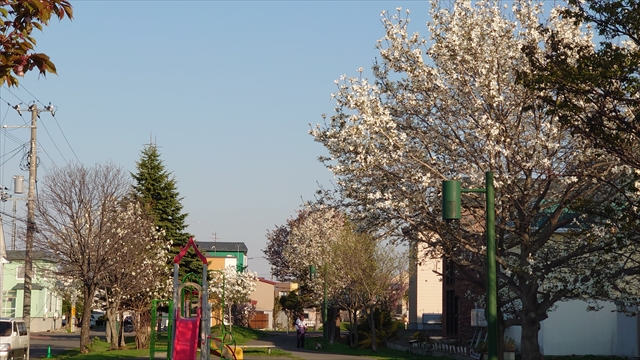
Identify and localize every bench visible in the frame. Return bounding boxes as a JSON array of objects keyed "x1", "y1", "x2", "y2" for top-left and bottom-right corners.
[{"x1": 238, "y1": 345, "x2": 276, "y2": 354}]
